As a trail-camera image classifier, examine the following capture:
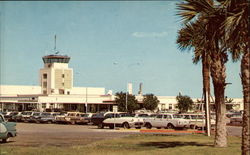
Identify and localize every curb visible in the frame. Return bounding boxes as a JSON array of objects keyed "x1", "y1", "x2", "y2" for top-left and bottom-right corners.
[{"x1": 116, "y1": 129, "x2": 205, "y2": 134}]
